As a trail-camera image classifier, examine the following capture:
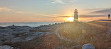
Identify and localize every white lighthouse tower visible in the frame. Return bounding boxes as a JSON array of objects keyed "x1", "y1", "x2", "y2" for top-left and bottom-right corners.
[{"x1": 74, "y1": 9, "x2": 78, "y2": 22}]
